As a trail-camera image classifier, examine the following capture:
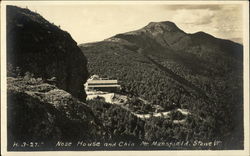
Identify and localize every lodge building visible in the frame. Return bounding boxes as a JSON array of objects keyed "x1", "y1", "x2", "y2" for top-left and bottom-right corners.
[{"x1": 85, "y1": 75, "x2": 121, "y2": 92}]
